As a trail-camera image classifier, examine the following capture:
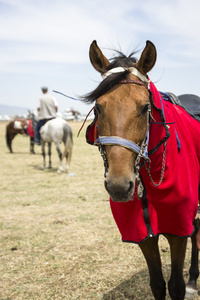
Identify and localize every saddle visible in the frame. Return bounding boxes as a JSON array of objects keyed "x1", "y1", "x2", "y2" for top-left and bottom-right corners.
[
  {"x1": 160, "y1": 92, "x2": 200, "y2": 122},
  {"x1": 14, "y1": 120, "x2": 23, "y2": 130}
]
